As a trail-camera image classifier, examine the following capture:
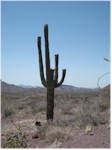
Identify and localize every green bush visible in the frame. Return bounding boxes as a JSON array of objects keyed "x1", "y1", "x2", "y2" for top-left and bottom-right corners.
[{"x1": 2, "y1": 131, "x2": 27, "y2": 148}]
